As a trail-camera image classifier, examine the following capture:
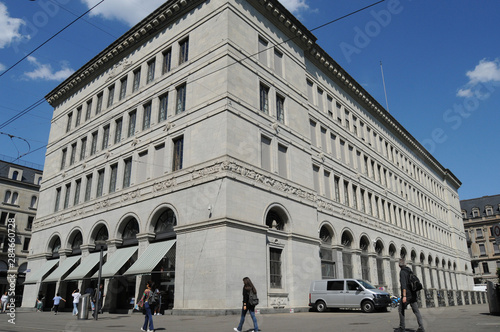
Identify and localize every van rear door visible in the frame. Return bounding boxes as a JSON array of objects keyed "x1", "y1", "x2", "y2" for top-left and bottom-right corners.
[{"x1": 325, "y1": 280, "x2": 344, "y2": 307}]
